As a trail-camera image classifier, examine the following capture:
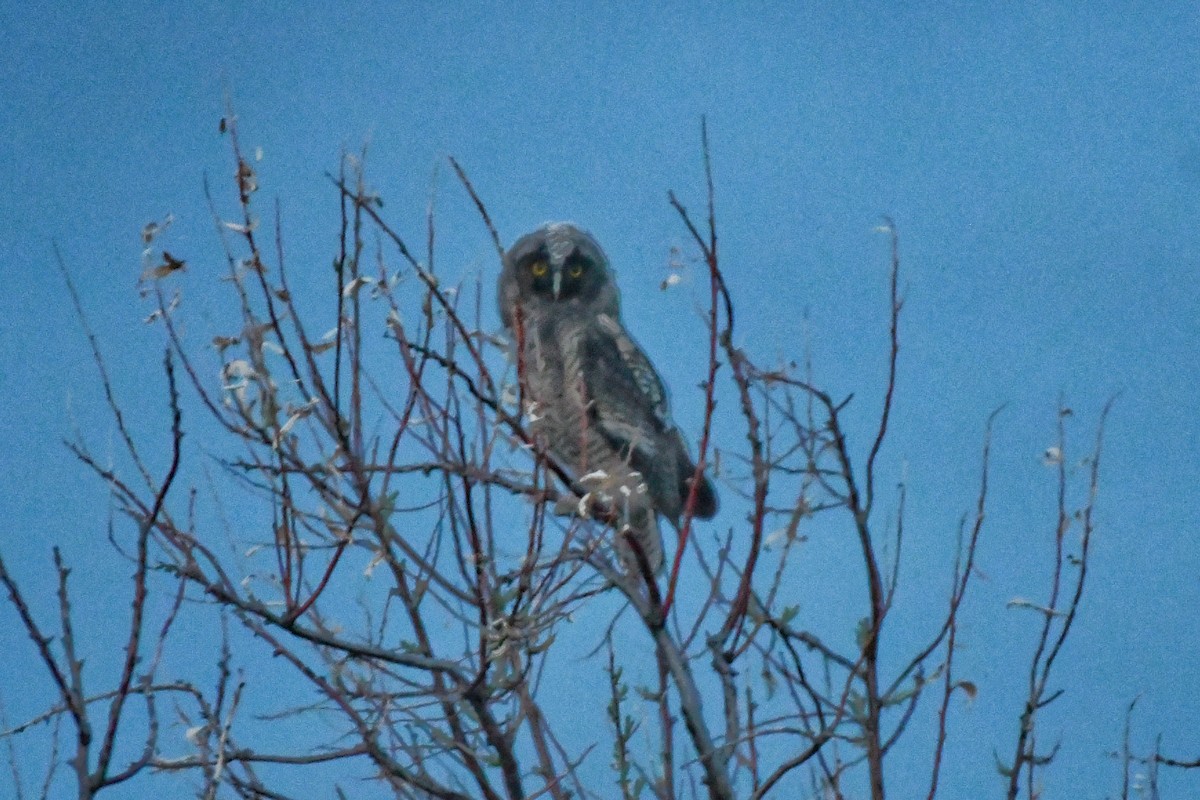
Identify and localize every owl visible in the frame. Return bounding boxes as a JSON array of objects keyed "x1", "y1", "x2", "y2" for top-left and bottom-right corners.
[{"x1": 498, "y1": 222, "x2": 717, "y2": 574}]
